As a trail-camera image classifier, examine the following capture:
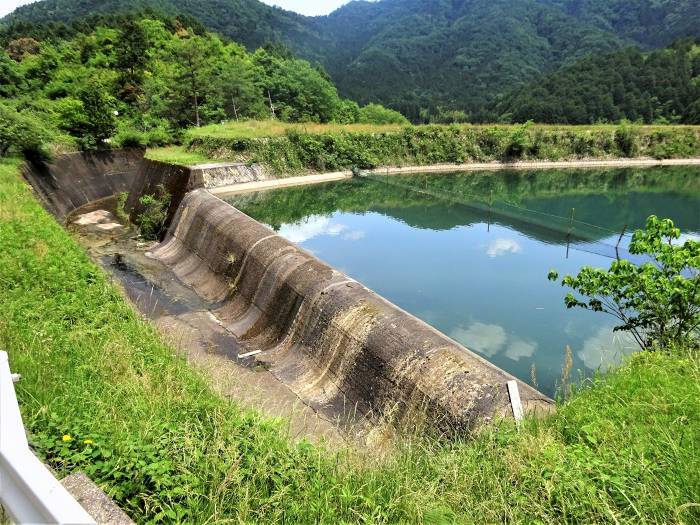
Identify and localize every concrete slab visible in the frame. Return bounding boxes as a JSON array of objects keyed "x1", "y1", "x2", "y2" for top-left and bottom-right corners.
[{"x1": 61, "y1": 473, "x2": 134, "y2": 525}]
